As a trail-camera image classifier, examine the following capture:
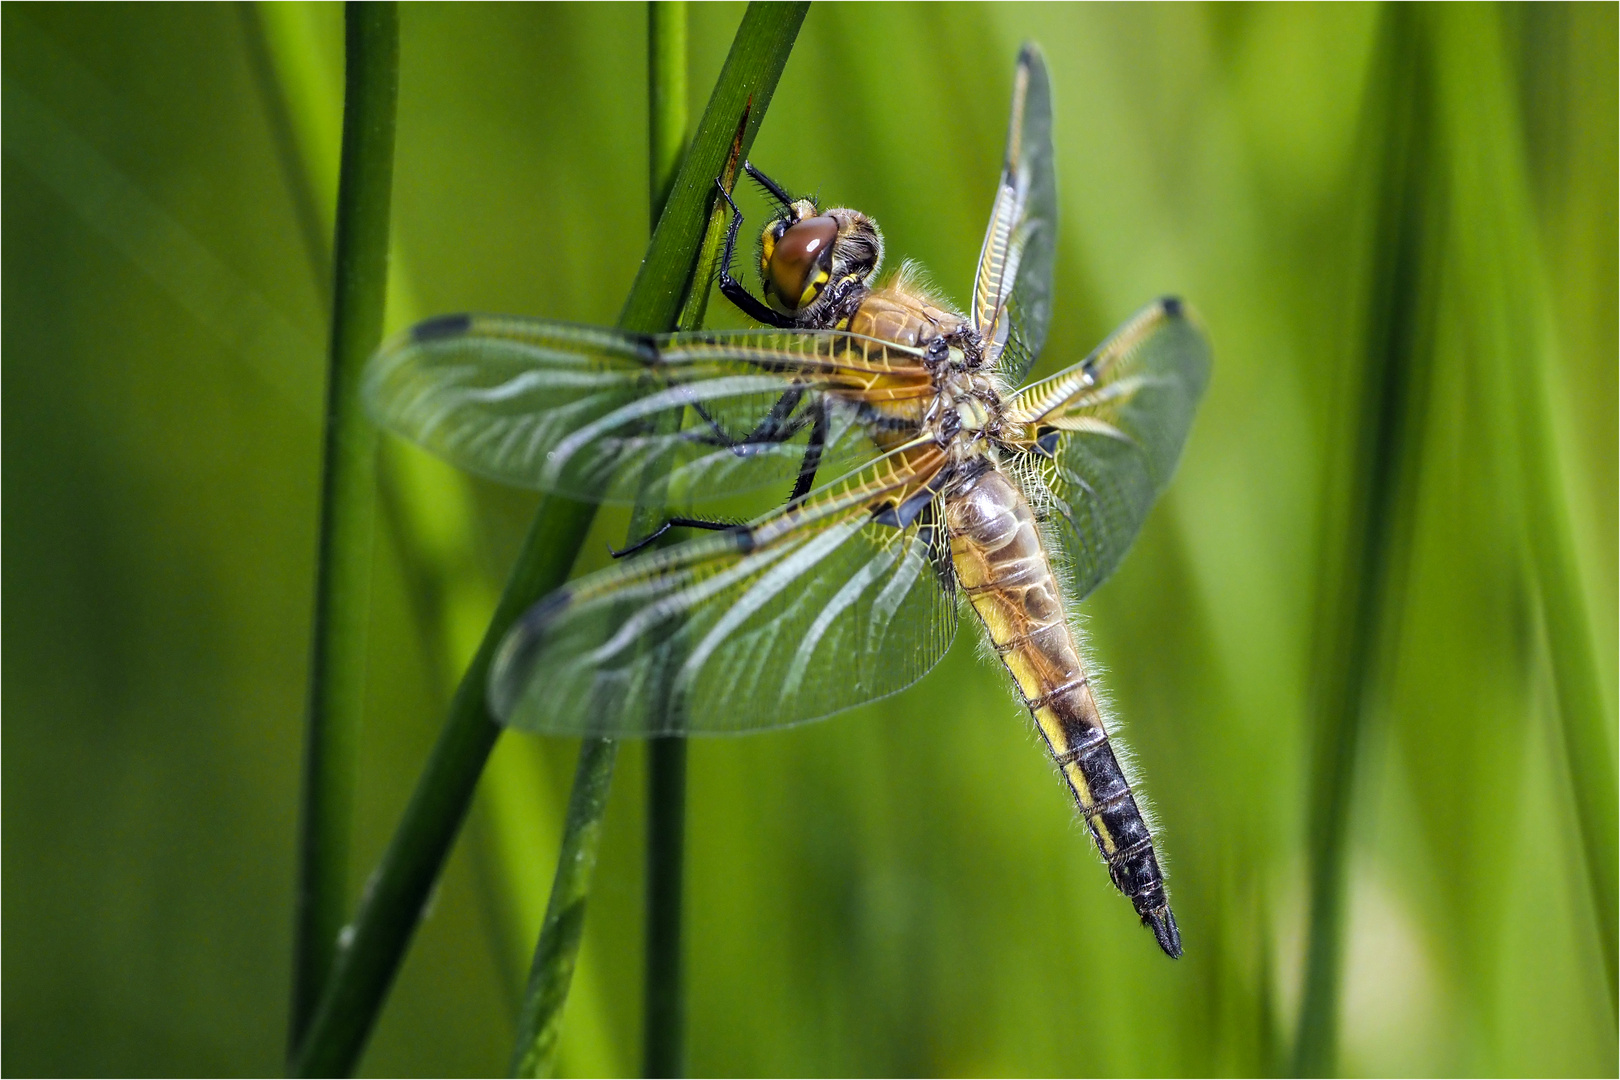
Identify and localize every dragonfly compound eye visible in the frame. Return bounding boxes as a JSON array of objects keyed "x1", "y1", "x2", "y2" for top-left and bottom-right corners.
[{"x1": 765, "y1": 214, "x2": 839, "y2": 314}]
